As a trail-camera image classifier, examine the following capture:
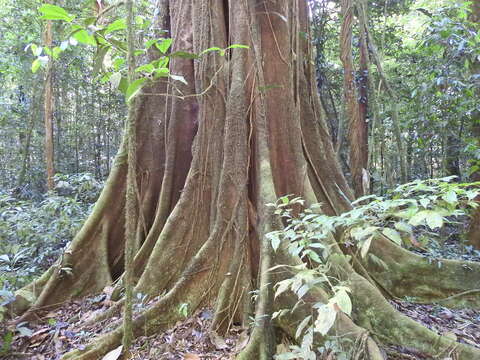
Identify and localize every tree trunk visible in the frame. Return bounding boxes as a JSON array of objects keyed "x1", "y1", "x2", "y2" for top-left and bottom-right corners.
[
  {"x1": 11, "y1": 1, "x2": 480, "y2": 359},
  {"x1": 340, "y1": 0, "x2": 366, "y2": 198},
  {"x1": 43, "y1": 7, "x2": 55, "y2": 191},
  {"x1": 353, "y1": 0, "x2": 371, "y2": 197},
  {"x1": 18, "y1": 81, "x2": 40, "y2": 187}
]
